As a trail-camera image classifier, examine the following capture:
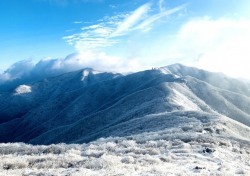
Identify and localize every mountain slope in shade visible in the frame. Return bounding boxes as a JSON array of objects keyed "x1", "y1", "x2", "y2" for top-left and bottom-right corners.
[{"x1": 0, "y1": 64, "x2": 250, "y2": 145}]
